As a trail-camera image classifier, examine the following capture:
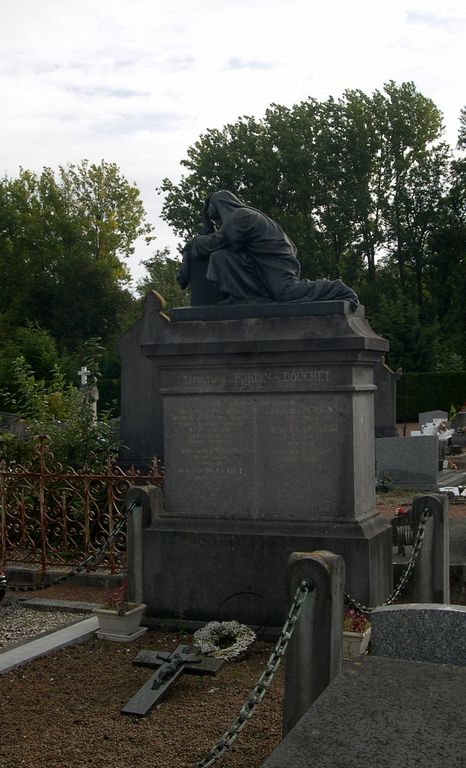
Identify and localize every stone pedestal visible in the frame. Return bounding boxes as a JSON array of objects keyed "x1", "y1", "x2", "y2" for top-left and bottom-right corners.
[{"x1": 123, "y1": 293, "x2": 392, "y2": 626}]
